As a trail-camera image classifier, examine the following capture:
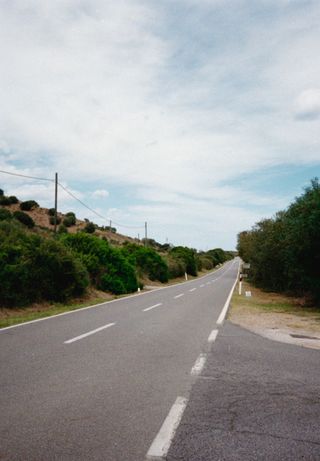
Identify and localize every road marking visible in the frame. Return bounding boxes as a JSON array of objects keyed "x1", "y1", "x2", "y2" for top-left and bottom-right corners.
[
  {"x1": 216, "y1": 265, "x2": 240, "y2": 325},
  {"x1": 0, "y1": 260, "x2": 238, "y2": 332},
  {"x1": 208, "y1": 329, "x2": 218, "y2": 342},
  {"x1": 191, "y1": 353, "x2": 207, "y2": 376},
  {"x1": 200, "y1": 284, "x2": 205, "y2": 288},
  {"x1": 189, "y1": 288, "x2": 196, "y2": 292},
  {"x1": 143, "y1": 303, "x2": 163, "y2": 312},
  {"x1": 64, "y1": 322, "x2": 116, "y2": 344},
  {"x1": 174, "y1": 293, "x2": 184, "y2": 299},
  {"x1": 146, "y1": 396, "x2": 188, "y2": 460}
]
